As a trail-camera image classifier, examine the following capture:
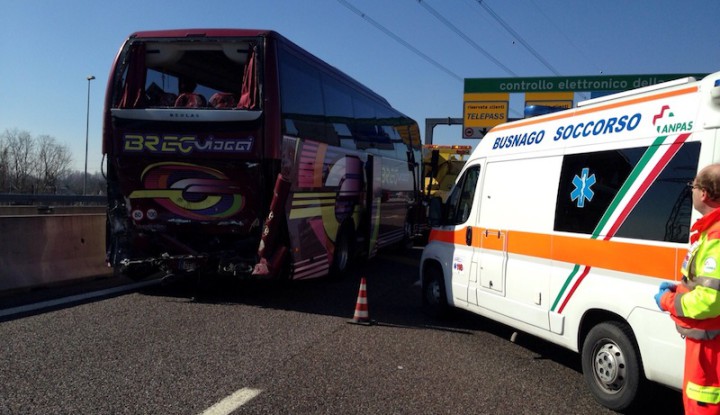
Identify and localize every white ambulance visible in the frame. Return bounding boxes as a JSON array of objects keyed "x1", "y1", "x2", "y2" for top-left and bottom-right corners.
[{"x1": 421, "y1": 71, "x2": 720, "y2": 411}]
